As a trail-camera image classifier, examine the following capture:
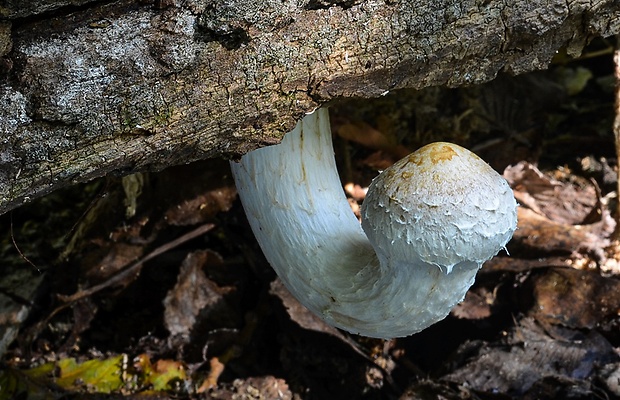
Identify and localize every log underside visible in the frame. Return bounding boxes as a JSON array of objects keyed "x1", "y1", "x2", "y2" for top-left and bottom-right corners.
[{"x1": 0, "y1": 0, "x2": 619, "y2": 214}]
